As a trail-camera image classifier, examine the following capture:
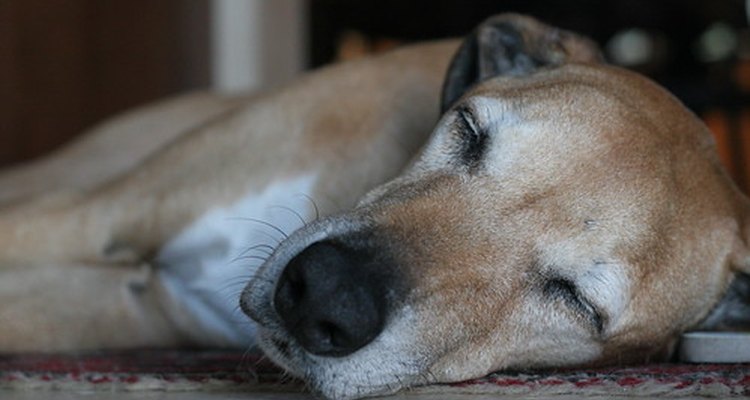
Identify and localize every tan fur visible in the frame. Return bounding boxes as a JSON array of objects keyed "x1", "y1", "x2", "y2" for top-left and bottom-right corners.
[
  {"x1": 0, "y1": 40, "x2": 458, "y2": 350},
  {"x1": 240, "y1": 15, "x2": 750, "y2": 400},
  {"x1": 0, "y1": 92, "x2": 252, "y2": 206},
  {"x1": 361, "y1": 64, "x2": 743, "y2": 376},
  {"x1": 1, "y1": 13, "x2": 749, "y2": 399}
]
